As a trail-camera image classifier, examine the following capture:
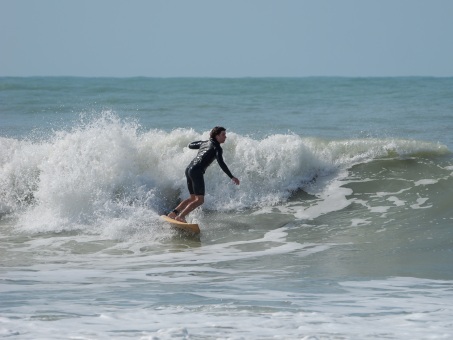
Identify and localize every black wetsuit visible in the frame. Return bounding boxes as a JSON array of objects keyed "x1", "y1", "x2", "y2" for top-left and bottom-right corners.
[{"x1": 185, "y1": 138, "x2": 234, "y2": 195}]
